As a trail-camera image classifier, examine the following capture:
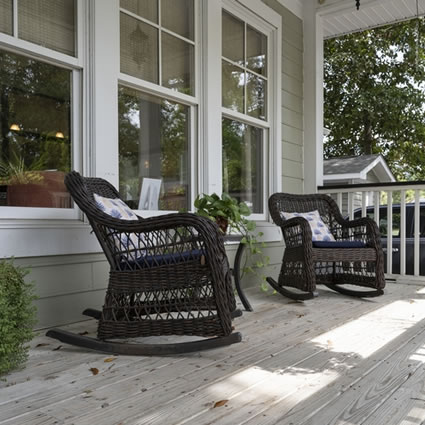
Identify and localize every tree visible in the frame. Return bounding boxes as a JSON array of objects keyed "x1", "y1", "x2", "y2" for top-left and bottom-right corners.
[{"x1": 324, "y1": 19, "x2": 425, "y2": 180}]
